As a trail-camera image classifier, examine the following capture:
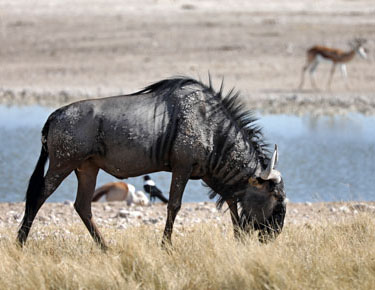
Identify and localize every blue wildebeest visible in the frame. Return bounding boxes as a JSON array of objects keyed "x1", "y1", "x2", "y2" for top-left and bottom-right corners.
[{"x1": 17, "y1": 77, "x2": 286, "y2": 249}]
